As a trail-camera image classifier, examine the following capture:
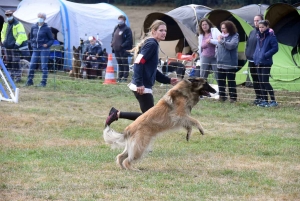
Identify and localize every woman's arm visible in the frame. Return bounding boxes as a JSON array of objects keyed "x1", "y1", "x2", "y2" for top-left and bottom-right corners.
[
  {"x1": 222, "y1": 33, "x2": 239, "y2": 50},
  {"x1": 264, "y1": 34, "x2": 278, "y2": 58}
]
